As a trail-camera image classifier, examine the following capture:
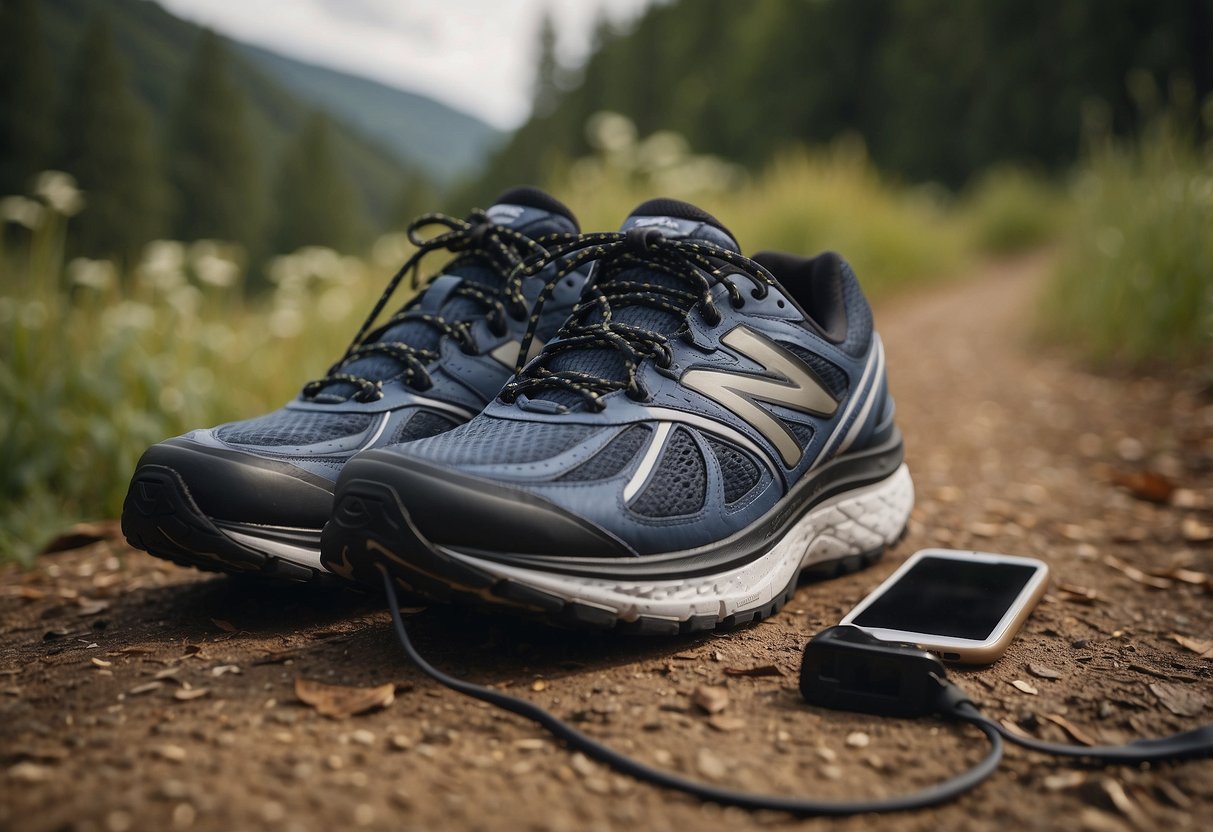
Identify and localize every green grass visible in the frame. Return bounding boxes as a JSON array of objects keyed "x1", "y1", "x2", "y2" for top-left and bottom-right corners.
[
  {"x1": 961, "y1": 166, "x2": 1069, "y2": 256},
  {"x1": 1038, "y1": 120, "x2": 1213, "y2": 367},
  {"x1": 0, "y1": 192, "x2": 405, "y2": 563},
  {"x1": 552, "y1": 129, "x2": 970, "y2": 295}
]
